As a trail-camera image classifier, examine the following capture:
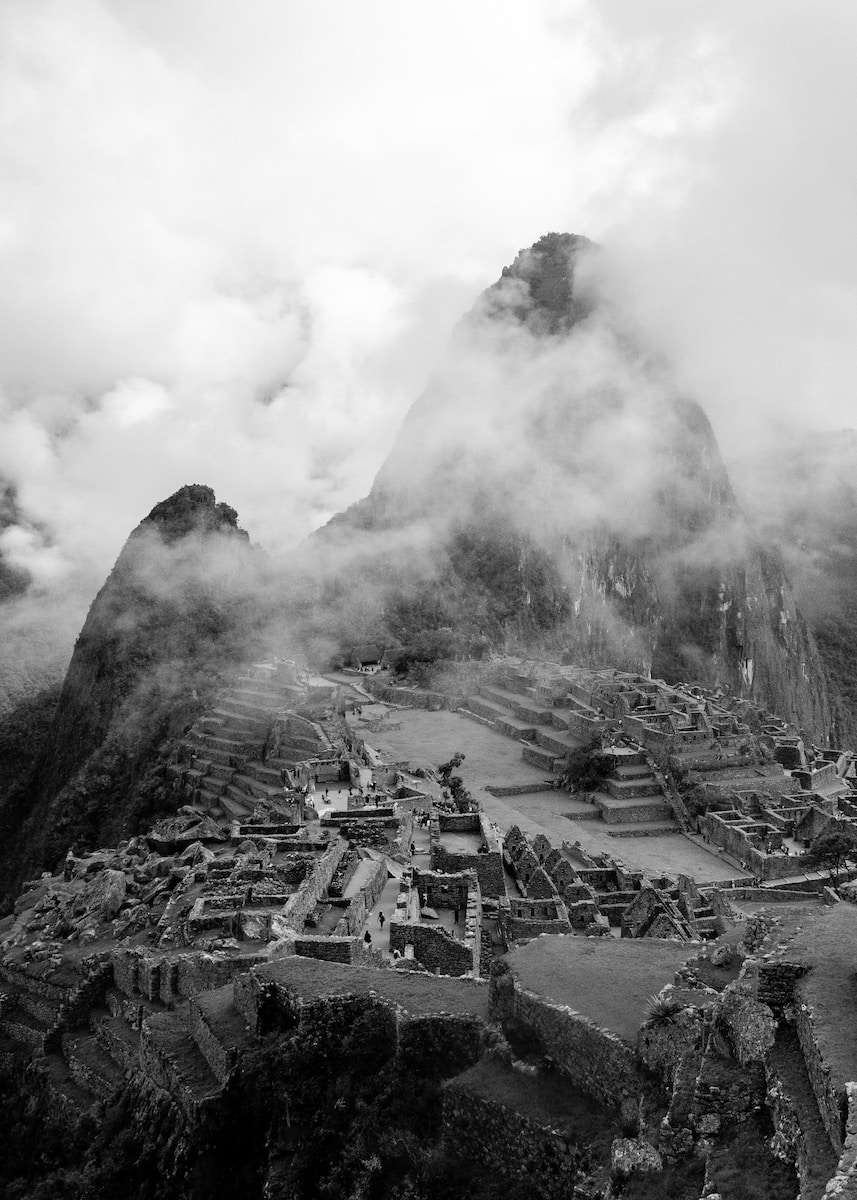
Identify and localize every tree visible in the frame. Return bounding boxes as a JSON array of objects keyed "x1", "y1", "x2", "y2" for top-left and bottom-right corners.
[
  {"x1": 438, "y1": 752, "x2": 474, "y2": 812},
  {"x1": 805, "y1": 827, "x2": 857, "y2": 882}
]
